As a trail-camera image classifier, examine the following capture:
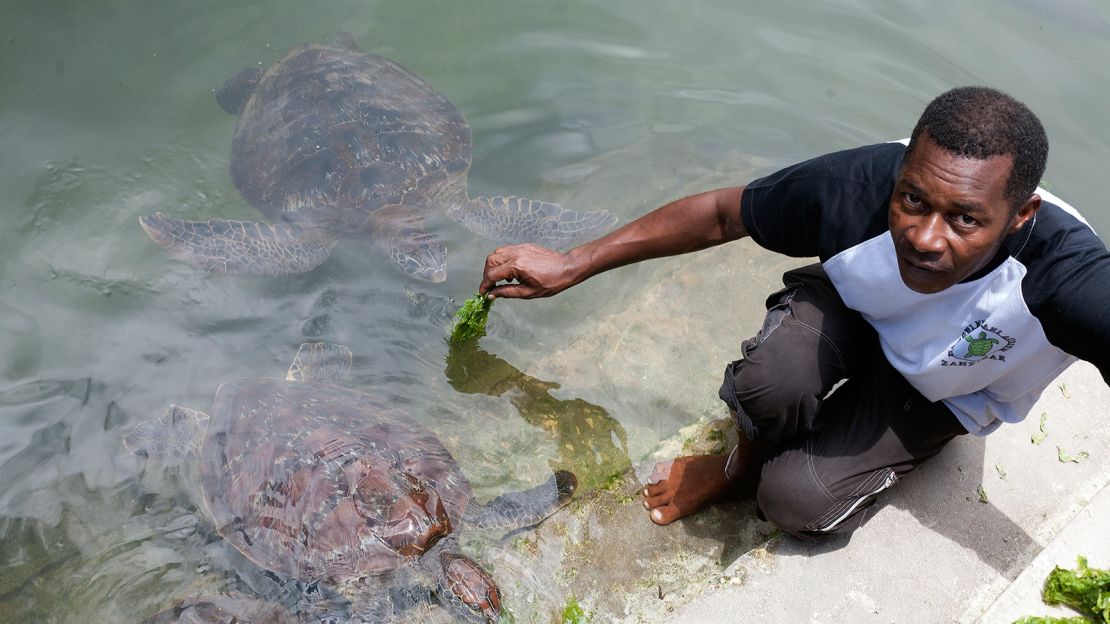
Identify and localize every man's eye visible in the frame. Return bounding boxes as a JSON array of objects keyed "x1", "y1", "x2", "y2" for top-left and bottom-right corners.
[
  {"x1": 903, "y1": 193, "x2": 922, "y2": 206},
  {"x1": 956, "y1": 214, "x2": 979, "y2": 227}
]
